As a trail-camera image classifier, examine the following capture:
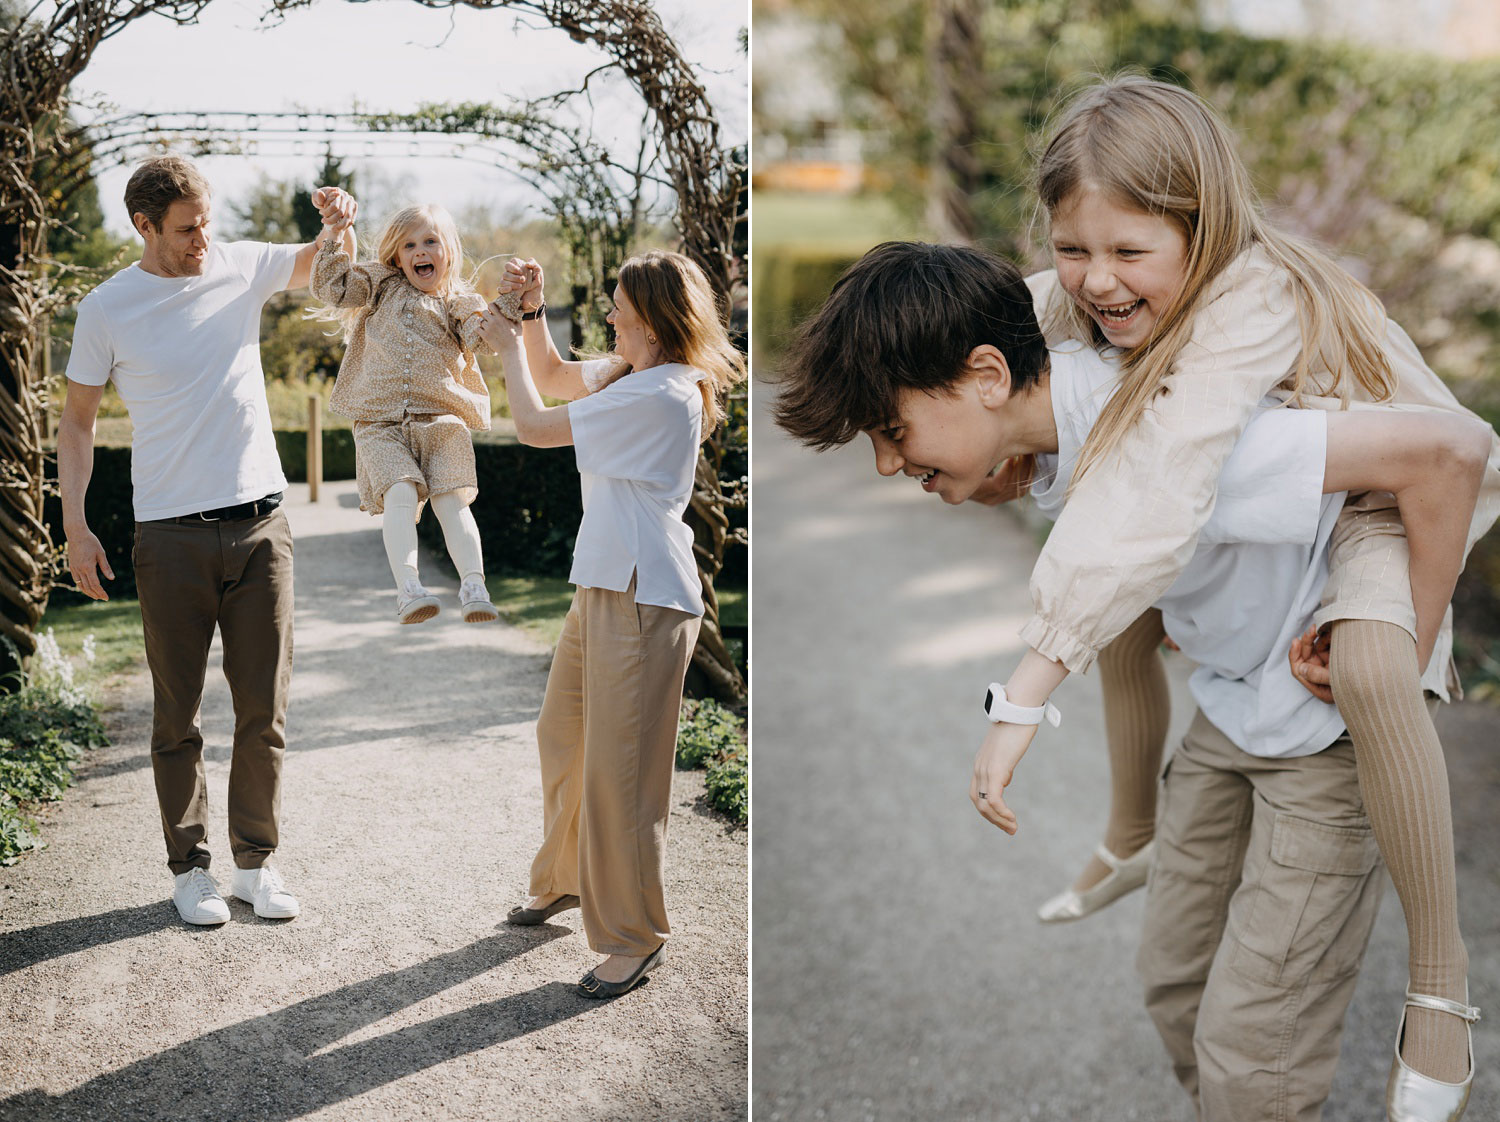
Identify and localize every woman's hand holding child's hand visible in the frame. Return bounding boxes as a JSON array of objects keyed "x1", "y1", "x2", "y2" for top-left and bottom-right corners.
[
  {"x1": 312, "y1": 186, "x2": 357, "y2": 232},
  {"x1": 1288, "y1": 624, "x2": 1334, "y2": 703},
  {"x1": 500, "y1": 257, "x2": 545, "y2": 313},
  {"x1": 970, "y1": 721, "x2": 1039, "y2": 835}
]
